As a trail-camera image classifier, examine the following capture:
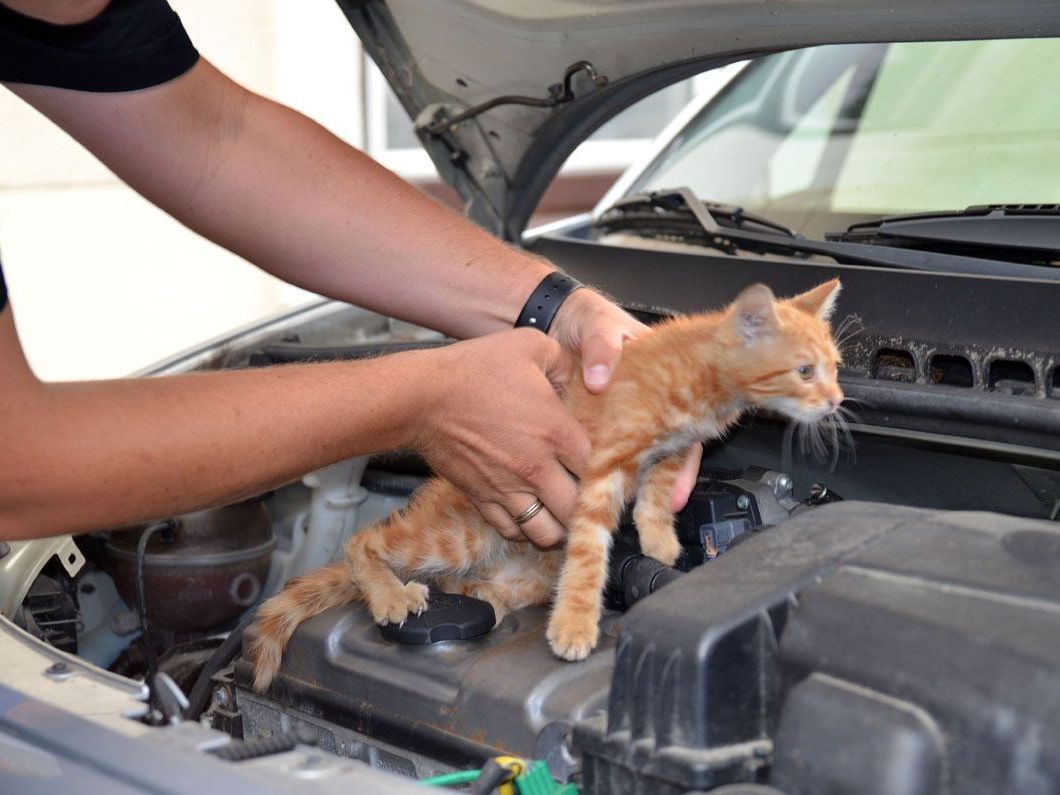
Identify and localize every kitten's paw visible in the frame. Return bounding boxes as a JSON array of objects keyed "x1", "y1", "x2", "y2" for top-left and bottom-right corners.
[
  {"x1": 402, "y1": 581, "x2": 430, "y2": 617},
  {"x1": 639, "y1": 532, "x2": 682, "y2": 567},
  {"x1": 371, "y1": 581, "x2": 430, "y2": 625},
  {"x1": 633, "y1": 503, "x2": 682, "y2": 566},
  {"x1": 546, "y1": 612, "x2": 599, "y2": 661}
]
